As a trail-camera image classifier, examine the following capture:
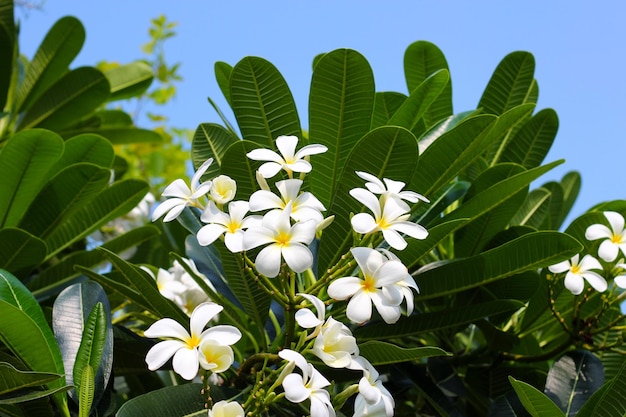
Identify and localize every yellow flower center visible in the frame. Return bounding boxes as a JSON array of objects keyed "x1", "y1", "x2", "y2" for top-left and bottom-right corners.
[
  {"x1": 361, "y1": 275, "x2": 376, "y2": 293},
  {"x1": 612, "y1": 233, "x2": 623, "y2": 244},
  {"x1": 186, "y1": 334, "x2": 201, "y2": 349},
  {"x1": 571, "y1": 264, "x2": 581, "y2": 274},
  {"x1": 227, "y1": 220, "x2": 242, "y2": 234},
  {"x1": 275, "y1": 232, "x2": 291, "y2": 246}
]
